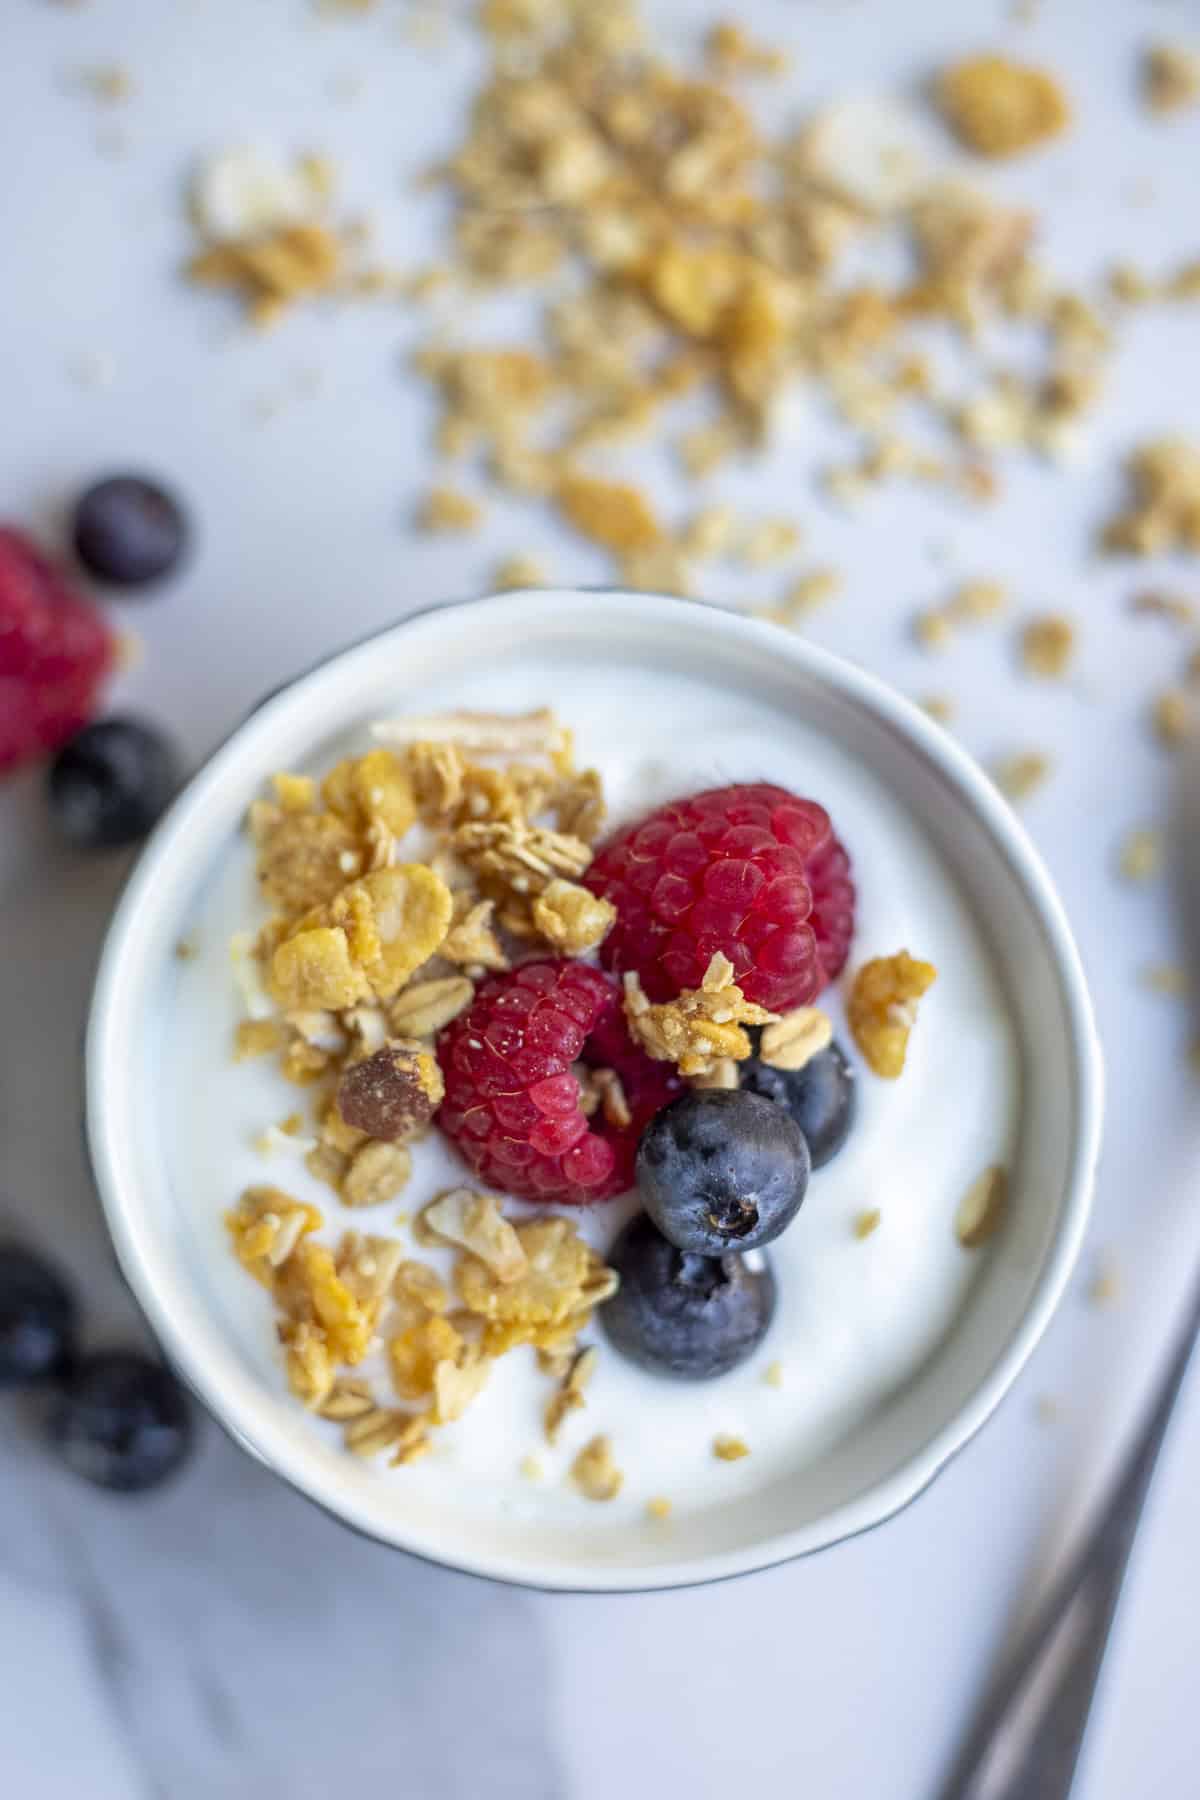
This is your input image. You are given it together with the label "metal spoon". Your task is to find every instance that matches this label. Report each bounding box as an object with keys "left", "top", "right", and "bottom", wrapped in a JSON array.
[{"left": 938, "top": 749, "right": 1200, "bottom": 1800}]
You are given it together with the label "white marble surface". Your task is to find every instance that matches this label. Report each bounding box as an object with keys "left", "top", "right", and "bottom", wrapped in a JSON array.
[{"left": 3, "top": 0, "right": 1200, "bottom": 1794}]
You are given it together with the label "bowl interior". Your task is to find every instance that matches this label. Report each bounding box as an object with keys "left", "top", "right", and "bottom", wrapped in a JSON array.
[{"left": 86, "top": 590, "right": 1100, "bottom": 1589}]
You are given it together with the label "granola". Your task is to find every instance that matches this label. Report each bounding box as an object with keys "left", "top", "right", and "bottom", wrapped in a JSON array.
[
  {"left": 623, "top": 954, "right": 775, "bottom": 1078},
  {"left": 848, "top": 952, "right": 938, "bottom": 1079},
  {"left": 936, "top": 56, "right": 1070, "bottom": 158}
]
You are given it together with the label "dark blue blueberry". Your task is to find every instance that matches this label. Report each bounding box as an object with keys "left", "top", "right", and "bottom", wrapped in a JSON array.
[
  {"left": 601, "top": 1212, "right": 774, "bottom": 1380},
  {"left": 0, "top": 1246, "right": 78, "bottom": 1387},
  {"left": 636, "top": 1087, "right": 810, "bottom": 1254},
  {"left": 48, "top": 717, "right": 179, "bottom": 849},
  {"left": 741, "top": 1040, "right": 858, "bottom": 1170},
  {"left": 52, "top": 1351, "right": 193, "bottom": 1492},
  {"left": 73, "top": 475, "right": 189, "bottom": 588}
]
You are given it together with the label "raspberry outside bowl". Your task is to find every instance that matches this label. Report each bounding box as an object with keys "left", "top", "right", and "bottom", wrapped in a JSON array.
[{"left": 85, "top": 589, "right": 1102, "bottom": 1592}]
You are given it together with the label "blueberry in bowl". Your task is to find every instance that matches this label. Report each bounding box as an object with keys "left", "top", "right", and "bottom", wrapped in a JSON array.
[
  {"left": 741, "top": 1039, "right": 858, "bottom": 1171},
  {"left": 636, "top": 1088, "right": 810, "bottom": 1255},
  {"left": 602, "top": 1212, "right": 775, "bottom": 1380}
]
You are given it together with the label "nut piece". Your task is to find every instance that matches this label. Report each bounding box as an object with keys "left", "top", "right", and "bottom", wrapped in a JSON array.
[
  {"left": 758, "top": 1007, "right": 833, "bottom": 1072},
  {"left": 531, "top": 878, "right": 616, "bottom": 955},
  {"left": 420, "top": 1188, "right": 528, "bottom": 1283},
  {"left": 955, "top": 1165, "right": 1008, "bottom": 1248},
  {"left": 570, "top": 1433, "right": 624, "bottom": 1501},
  {"left": 336, "top": 1041, "right": 444, "bottom": 1140},
  {"left": 340, "top": 1139, "right": 413, "bottom": 1209},
  {"left": 937, "top": 56, "right": 1070, "bottom": 158},
  {"left": 847, "top": 951, "right": 938, "bottom": 1079}
]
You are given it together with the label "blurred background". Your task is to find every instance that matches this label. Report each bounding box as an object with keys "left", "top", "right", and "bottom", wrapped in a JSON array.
[{"left": 3, "top": 1, "right": 1200, "bottom": 1794}]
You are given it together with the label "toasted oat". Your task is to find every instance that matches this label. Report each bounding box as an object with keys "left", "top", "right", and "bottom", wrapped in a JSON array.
[
  {"left": 706, "top": 21, "right": 787, "bottom": 77},
  {"left": 590, "top": 1068, "right": 632, "bottom": 1130},
  {"left": 558, "top": 474, "right": 661, "bottom": 554},
  {"left": 440, "top": 897, "right": 510, "bottom": 972},
  {"left": 1152, "top": 689, "right": 1194, "bottom": 749},
  {"left": 1144, "top": 44, "right": 1200, "bottom": 116},
  {"left": 531, "top": 878, "right": 616, "bottom": 955},
  {"left": 853, "top": 1209, "right": 882, "bottom": 1241},
  {"left": 739, "top": 519, "right": 800, "bottom": 567},
  {"left": 763, "top": 1360, "right": 784, "bottom": 1389},
  {"left": 848, "top": 951, "right": 937, "bottom": 1079},
  {"left": 340, "top": 1139, "right": 413, "bottom": 1208},
  {"left": 921, "top": 696, "right": 956, "bottom": 725},
  {"left": 554, "top": 769, "right": 606, "bottom": 844},
  {"left": 937, "top": 55, "right": 1070, "bottom": 158},
  {"left": 418, "top": 485, "right": 483, "bottom": 533},
  {"left": 680, "top": 504, "right": 737, "bottom": 560},
  {"left": 456, "top": 1216, "right": 615, "bottom": 1357},
  {"left": 453, "top": 820, "right": 591, "bottom": 895},
  {"left": 1020, "top": 614, "right": 1076, "bottom": 678},
  {"left": 688, "top": 1057, "right": 739, "bottom": 1091},
  {"left": 1087, "top": 1257, "right": 1122, "bottom": 1309},
  {"left": 519, "top": 1454, "right": 545, "bottom": 1482},
  {"left": 393, "top": 1259, "right": 450, "bottom": 1316},
  {"left": 779, "top": 568, "right": 842, "bottom": 618},
  {"left": 570, "top": 1434, "right": 623, "bottom": 1502},
  {"left": 620, "top": 542, "right": 694, "bottom": 597},
  {"left": 1129, "top": 590, "right": 1195, "bottom": 626},
  {"left": 494, "top": 553, "right": 549, "bottom": 590},
  {"left": 1104, "top": 441, "right": 1200, "bottom": 556},
  {"left": 623, "top": 959, "right": 774, "bottom": 1078},
  {"left": 914, "top": 609, "right": 954, "bottom": 653},
  {"left": 317, "top": 1378, "right": 376, "bottom": 1422},
  {"left": 712, "top": 1434, "right": 750, "bottom": 1462},
  {"left": 955, "top": 1166, "right": 1008, "bottom": 1249},
  {"left": 646, "top": 1496, "right": 673, "bottom": 1521},
  {"left": 1140, "top": 962, "right": 1188, "bottom": 997},
  {"left": 759, "top": 1007, "right": 833, "bottom": 1073},
  {"left": 993, "top": 751, "right": 1052, "bottom": 804},
  {"left": 233, "top": 1018, "right": 283, "bottom": 1061},
  {"left": 420, "top": 1189, "right": 527, "bottom": 1283},
  {"left": 1117, "top": 826, "right": 1162, "bottom": 883},
  {"left": 544, "top": 1345, "right": 599, "bottom": 1445},
  {"left": 433, "top": 1349, "right": 490, "bottom": 1425},
  {"left": 389, "top": 974, "right": 474, "bottom": 1037}
]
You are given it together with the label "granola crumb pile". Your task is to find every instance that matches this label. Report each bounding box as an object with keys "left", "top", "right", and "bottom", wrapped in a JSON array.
[{"left": 225, "top": 708, "right": 625, "bottom": 1469}]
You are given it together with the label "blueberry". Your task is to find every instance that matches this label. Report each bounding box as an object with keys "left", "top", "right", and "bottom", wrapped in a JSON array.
[
  {"left": 52, "top": 1351, "right": 193, "bottom": 1492},
  {"left": 0, "top": 1246, "right": 77, "bottom": 1387},
  {"left": 742, "top": 1040, "right": 858, "bottom": 1170},
  {"left": 602, "top": 1213, "right": 775, "bottom": 1380},
  {"left": 73, "top": 475, "right": 189, "bottom": 588},
  {"left": 48, "top": 717, "right": 179, "bottom": 849},
  {"left": 636, "top": 1088, "right": 810, "bottom": 1255}
]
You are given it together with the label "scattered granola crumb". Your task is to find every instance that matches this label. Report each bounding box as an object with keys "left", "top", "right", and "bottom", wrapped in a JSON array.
[
  {"left": 646, "top": 1495, "right": 673, "bottom": 1521},
  {"left": 1087, "top": 1257, "right": 1122, "bottom": 1310},
  {"left": 234, "top": 1018, "right": 283, "bottom": 1062},
  {"left": 739, "top": 518, "right": 801, "bottom": 567},
  {"left": 950, "top": 580, "right": 1008, "bottom": 623},
  {"left": 1104, "top": 441, "right": 1200, "bottom": 556},
  {"left": 955, "top": 1166, "right": 1008, "bottom": 1249},
  {"left": 993, "top": 751, "right": 1052, "bottom": 804},
  {"left": 1117, "top": 826, "right": 1162, "bottom": 883},
  {"left": 712, "top": 1434, "right": 750, "bottom": 1462},
  {"left": 1153, "top": 689, "right": 1194, "bottom": 749},
  {"left": 1034, "top": 1394, "right": 1060, "bottom": 1426},
  {"left": 76, "top": 64, "right": 135, "bottom": 104},
  {"left": 758, "top": 1007, "right": 833, "bottom": 1072},
  {"left": 520, "top": 1453, "right": 544, "bottom": 1482},
  {"left": 936, "top": 55, "right": 1070, "bottom": 158},
  {"left": 1130, "top": 590, "right": 1195, "bottom": 626},
  {"left": 921, "top": 695, "right": 956, "bottom": 725},
  {"left": 848, "top": 952, "right": 937, "bottom": 1079},
  {"left": 544, "top": 1345, "right": 598, "bottom": 1445},
  {"left": 174, "top": 936, "right": 199, "bottom": 961},
  {"left": 1144, "top": 44, "right": 1200, "bottom": 117},
  {"left": 418, "top": 486, "right": 483, "bottom": 533},
  {"left": 570, "top": 1434, "right": 624, "bottom": 1501},
  {"left": 706, "top": 21, "right": 788, "bottom": 79},
  {"left": 558, "top": 474, "right": 661, "bottom": 554},
  {"left": 853, "top": 1208, "right": 882, "bottom": 1241},
  {"left": 623, "top": 958, "right": 774, "bottom": 1078},
  {"left": 763, "top": 1360, "right": 784, "bottom": 1389},
  {"left": 494, "top": 553, "right": 549, "bottom": 590},
  {"left": 1020, "top": 614, "right": 1076, "bottom": 678},
  {"left": 1140, "top": 962, "right": 1188, "bottom": 997}
]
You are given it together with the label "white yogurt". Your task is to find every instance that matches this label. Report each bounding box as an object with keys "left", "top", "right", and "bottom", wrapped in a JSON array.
[{"left": 166, "top": 660, "right": 1019, "bottom": 1526}]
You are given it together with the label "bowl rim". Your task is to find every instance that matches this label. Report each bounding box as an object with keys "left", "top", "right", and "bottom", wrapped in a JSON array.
[{"left": 85, "top": 587, "right": 1104, "bottom": 1592}]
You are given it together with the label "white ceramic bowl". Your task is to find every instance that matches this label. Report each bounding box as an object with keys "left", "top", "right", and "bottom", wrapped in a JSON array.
[{"left": 85, "top": 590, "right": 1102, "bottom": 1590}]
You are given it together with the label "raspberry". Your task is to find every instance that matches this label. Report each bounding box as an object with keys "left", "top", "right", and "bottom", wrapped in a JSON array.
[
  {"left": 0, "top": 529, "right": 114, "bottom": 773},
  {"left": 437, "top": 960, "right": 682, "bottom": 1205},
  {"left": 584, "top": 782, "right": 855, "bottom": 1012}
]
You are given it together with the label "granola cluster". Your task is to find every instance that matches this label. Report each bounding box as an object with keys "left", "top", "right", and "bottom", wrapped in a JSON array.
[
  {"left": 847, "top": 951, "right": 938, "bottom": 1079},
  {"left": 622, "top": 952, "right": 776, "bottom": 1079}
]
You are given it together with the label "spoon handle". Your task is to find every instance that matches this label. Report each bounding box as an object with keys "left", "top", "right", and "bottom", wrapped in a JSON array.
[{"left": 940, "top": 1267, "right": 1200, "bottom": 1800}]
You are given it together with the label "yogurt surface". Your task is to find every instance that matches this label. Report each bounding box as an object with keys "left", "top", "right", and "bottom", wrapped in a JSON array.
[{"left": 165, "top": 655, "right": 1019, "bottom": 1526}]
